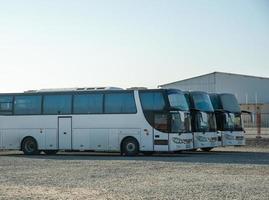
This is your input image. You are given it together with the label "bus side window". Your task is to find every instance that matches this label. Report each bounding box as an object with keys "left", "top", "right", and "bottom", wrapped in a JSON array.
[
  {"left": 104, "top": 92, "right": 137, "bottom": 114},
  {"left": 0, "top": 96, "right": 13, "bottom": 115},
  {"left": 14, "top": 95, "right": 42, "bottom": 115},
  {"left": 73, "top": 93, "right": 103, "bottom": 114},
  {"left": 43, "top": 95, "right": 72, "bottom": 115},
  {"left": 154, "top": 114, "right": 168, "bottom": 132},
  {"left": 139, "top": 92, "right": 165, "bottom": 111}
]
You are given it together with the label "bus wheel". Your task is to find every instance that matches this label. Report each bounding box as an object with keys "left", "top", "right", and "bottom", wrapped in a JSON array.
[
  {"left": 121, "top": 138, "right": 139, "bottom": 156},
  {"left": 21, "top": 137, "right": 40, "bottom": 155},
  {"left": 43, "top": 150, "right": 58, "bottom": 155},
  {"left": 201, "top": 147, "right": 213, "bottom": 152},
  {"left": 143, "top": 151, "right": 154, "bottom": 156},
  {"left": 190, "top": 149, "right": 198, "bottom": 152}
]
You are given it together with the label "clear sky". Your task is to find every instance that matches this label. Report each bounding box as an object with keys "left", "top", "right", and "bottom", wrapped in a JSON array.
[{"left": 0, "top": 0, "right": 268, "bottom": 92}]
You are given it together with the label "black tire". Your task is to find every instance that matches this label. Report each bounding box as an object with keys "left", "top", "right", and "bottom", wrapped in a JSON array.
[
  {"left": 121, "top": 138, "right": 139, "bottom": 156},
  {"left": 43, "top": 150, "right": 58, "bottom": 155},
  {"left": 188, "top": 149, "right": 197, "bottom": 152},
  {"left": 21, "top": 137, "right": 40, "bottom": 155},
  {"left": 143, "top": 151, "right": 154, "bottom": 156},
  {"left": 201, "top": 147, "right": 213, "bottom": 152}
]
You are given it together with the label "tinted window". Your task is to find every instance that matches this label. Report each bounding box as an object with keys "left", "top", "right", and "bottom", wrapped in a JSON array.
[
  {"left": 220, "top": 94, "right": 241, "bottom": 113},
  {"left": 191, "top": 93, "right": 214, "bottom": 112},
  {"left": 209, "top": 94, "right": 222, "bottom": 110},
  {"left": 74, "top": 94, "right": 103, "bottom": 114},
  {"left": 184, "top": 93, "right": 191, "bottom": 108},
  {"left": 168, "top": 92, "right": 189, "bottom": 111},
  {"left": 14, "top": 96, "right": 41, "bottom": 115},
  {"left": 104, "top": 93, "right": 136, "bottom": 114},
  {"left": 140, "top": 92, "right": 165, "bottom": 111},
  {"left": 43, "top": 95, "right": 72, "bottom": 114},
  {"left": 0, "top": 96, "right": 13, "bottom": 114}
]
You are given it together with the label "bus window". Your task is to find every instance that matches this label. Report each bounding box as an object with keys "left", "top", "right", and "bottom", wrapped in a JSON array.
[
  {"left": 14, "top": 96, "right": 42, "bottom": 115},
  {"left": 0, "top": 96, "right": 13, "bottom": 115},
  {"left": 154, "top": 114, "right": 168, "bottom": 132},
  {"left": 167, "top": 92, "right": 189, "bottom": 111},
  {"left": 104, "top": 93, "right": 137, "bottom": 114},
  {"left": 43, "top": 95, "right": 72, "bottom": 115},
  {"left": 140, "top": 92, "right": 165, "bottom": 111},
  {"left": 73, "top": 94, "right": 103, "bottom": 114}
]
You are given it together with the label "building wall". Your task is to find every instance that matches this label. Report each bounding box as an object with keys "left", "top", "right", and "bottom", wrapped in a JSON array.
[
  {"left": 161, "top": 73, "right": 217, "bottom": 93},
  {"left": 161, "top": 72, "right": 269, "bottom": 104},
  {"left": 215, "top": 73, "right": 269, "bottom": 104}
]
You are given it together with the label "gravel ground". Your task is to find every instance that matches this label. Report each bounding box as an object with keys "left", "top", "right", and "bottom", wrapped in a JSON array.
[{"left": 0, "top": 147, "right": 269, "bottom": 200}]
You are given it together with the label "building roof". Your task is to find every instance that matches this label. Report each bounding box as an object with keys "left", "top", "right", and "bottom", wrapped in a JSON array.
[{"left": 159, "top": 71, "right": 269, "bottom": 87}]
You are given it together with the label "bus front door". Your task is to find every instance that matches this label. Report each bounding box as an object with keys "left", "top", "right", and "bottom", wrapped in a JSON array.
[
  {"left": 58, "top": 117, "right": 72, "bottom": 150},
  {"left": 153, "top": 113, "right": 169, "bottom": 152}
]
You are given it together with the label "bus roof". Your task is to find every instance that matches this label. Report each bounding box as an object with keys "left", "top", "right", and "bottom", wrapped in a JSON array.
[{"left": 0, "top": 87, "right": 184, "bottom": 96}]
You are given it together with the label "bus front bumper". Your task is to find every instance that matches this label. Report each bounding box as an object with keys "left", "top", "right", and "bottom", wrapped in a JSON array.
[{"left": 169, "top": 133, "right": 194, "bottom": 151}]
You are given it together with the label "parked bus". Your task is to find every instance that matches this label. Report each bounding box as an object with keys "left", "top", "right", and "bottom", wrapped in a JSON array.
[
  {"left": 184, "top": 91, "right": 219, "bottom": 151},
  {"left": 209, "top": 93, "right": 250, "bottom": 146},
  {"left": 0, "top": 87, "right": 193, "bottom": 155}
]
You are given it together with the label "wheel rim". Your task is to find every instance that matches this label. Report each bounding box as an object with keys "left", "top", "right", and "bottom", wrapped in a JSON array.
[
  {"left": 25, "top": 140, "right": 35, "bottom": 153},
  {"left": 126, "top": 142, "right": 136, "bottom": 152}
]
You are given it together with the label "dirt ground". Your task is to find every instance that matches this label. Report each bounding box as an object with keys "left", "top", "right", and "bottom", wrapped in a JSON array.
[{"left": 0, "top": 147, "right": 268, "bottom": 200}]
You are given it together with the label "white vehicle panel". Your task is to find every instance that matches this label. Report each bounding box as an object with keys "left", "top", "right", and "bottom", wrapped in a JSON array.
[
  {"left": 58, "top": 118, "right": 72, "bottom": 150},
  {"left": 222, "top": 131, "right": 245, "bottom": 146},
  {"left": 193, "top": 132, "right": 219, "bottom": 149},
  {"left": 45, "top": 129, "right": 58, "bottom": 149},
  {"left": 109, "top": 129, "right": 119, "bottom": 151},
  {"left": 0, "top": 128, "right": 45, "bottom": 150},
  {"left": 0, "top": 132, "right": 2, "bottom": 149},
  {"left": 169, "top": 133, "right": 193, "bottom": 151},
  {"left": 153, "top": 130, "right": 169, "bottom": 151},
  {"left": 89, "top": 129, "right": 109, "bottom": 151},
  {"left": 72, "top": 129, "right": 90, "bottom": 150}
]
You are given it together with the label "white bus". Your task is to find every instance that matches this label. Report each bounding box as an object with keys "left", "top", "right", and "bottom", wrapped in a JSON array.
[
  {"left": 209, "top": 93, "right": 251, "bottom": 146},
  {"left": 184, "top": 91, "right": 219, "bottom": 151},
  {"left": 0, "top": 88, "right": 193, "bottom": 155}
]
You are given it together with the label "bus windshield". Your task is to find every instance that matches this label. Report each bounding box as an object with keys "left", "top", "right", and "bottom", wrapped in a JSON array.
[
  {"left": 192, "top": 93, "right": 214, "bottom": 112},
  {"left": 171, "top": 111, "right": 191, "bottom": 133},
  {"left": 223, "top": 112, "right": 243, "bottom": 131},
  {"left": 168, "top": 92, "right": 189, "bottom": 111},
  {"left": 209, "top": 94, "right": 222, "bottom": 110},
  {"left": 220, "top": 94, "right": 241, "bottom": 113},
  {"left": 195, "top": 111, "right": 216, "bottom": 132}
]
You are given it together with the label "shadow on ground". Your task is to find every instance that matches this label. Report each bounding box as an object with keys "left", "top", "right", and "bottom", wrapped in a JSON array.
[{"left": 1, "top": 150, "right": 269, "bottom": 165}]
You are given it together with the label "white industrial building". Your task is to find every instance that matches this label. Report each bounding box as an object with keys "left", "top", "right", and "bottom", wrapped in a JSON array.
[
  {"left": 160, "top": 71, "right": 269, "bottom": 137},
  {"left": 160, "top": 72, "right": 269, "bottom": 104}
]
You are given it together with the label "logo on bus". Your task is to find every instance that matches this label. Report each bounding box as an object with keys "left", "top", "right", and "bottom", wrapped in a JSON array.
[
  {"left": 208, "top": 137, "right": 218, "bottom": 142},
  {"left": 196, "top": 136, "right": 208, "bottom": 142},
  {"left": 172, "top": 137, "right": 192, "bottom": 144},
  {"left": 225, "top": 134, "right": 235, "bottom": 140}
]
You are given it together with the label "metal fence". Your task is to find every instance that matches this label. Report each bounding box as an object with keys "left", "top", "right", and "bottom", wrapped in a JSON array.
[{"left": 242, "top": 113, "right": 269, "bottom": 138}]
